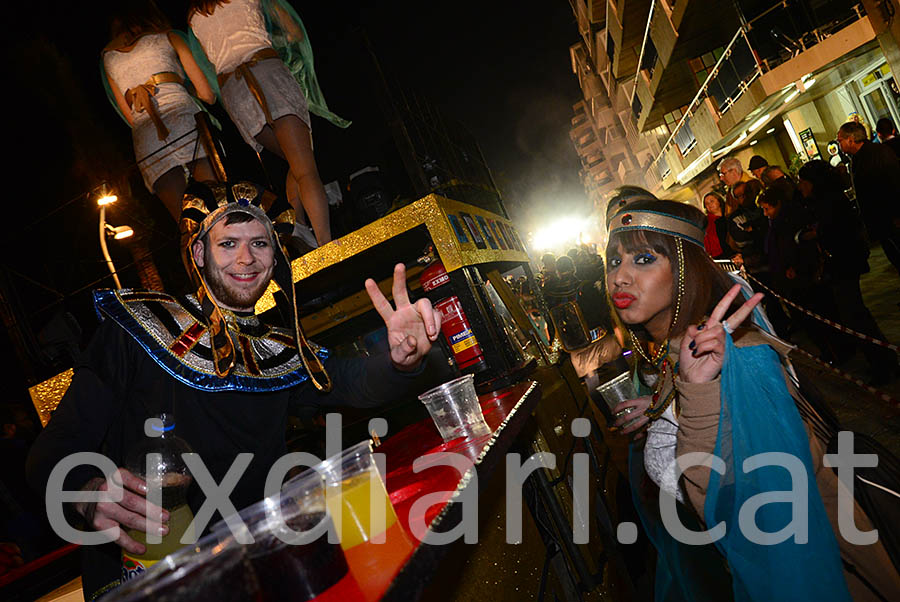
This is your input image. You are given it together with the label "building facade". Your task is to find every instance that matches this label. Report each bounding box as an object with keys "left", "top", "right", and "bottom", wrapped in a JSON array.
[{"left": 569, "top": 0, "right": 900, "bottom": 211}]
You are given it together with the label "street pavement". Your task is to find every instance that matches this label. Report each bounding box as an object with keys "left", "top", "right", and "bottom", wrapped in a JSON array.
[{"left": 786, "top": 243, "right": 900, "bottom": 454}]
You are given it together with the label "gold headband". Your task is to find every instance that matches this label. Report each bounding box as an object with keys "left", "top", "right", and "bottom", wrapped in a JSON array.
[
  {"left": 608, "top": 209, "right": 705, "bottom": 247},
  {"left": 605, "top": 194, "right": 656, "bottom": 226}
]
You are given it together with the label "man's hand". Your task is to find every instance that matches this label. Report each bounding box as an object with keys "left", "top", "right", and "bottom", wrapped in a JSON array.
[
  {"left": 76, "top": 469, "right": 168, "bottom": 555},
  {"left": 365, "top": 263, "right": 442, "bottom": 372}
]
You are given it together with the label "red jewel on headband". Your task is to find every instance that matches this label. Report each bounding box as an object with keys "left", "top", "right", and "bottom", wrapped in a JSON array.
[
  {"left": 618, "top": 200, "right": 627, "bottom": 208},
  {"left": 621, "top": 214, "right": 633, "bottom": 225}
]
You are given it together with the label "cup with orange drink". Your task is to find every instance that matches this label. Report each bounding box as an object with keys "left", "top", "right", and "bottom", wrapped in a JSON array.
[{"left": 320, "top": 440, "right": 415, "bottom": 601}]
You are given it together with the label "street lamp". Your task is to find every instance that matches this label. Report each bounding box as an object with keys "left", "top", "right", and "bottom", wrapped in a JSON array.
[
  {"left": 97, "top": 184, "right": 132, "bottom": 289},
  {"left": 106, "top": 224, "right": 134, "bottom": 240}
]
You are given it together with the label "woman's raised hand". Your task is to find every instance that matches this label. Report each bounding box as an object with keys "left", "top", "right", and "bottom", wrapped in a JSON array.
[{"left": 679, "top": 284, "right": 763, "bottom": 384}]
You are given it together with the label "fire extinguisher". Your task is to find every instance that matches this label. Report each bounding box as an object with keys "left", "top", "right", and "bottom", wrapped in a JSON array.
[{"left": 419, "top": 259, "right": 487, "bottom": 373}]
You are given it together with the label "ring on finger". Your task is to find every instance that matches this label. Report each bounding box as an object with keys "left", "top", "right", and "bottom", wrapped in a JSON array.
[{"left": 722, "top": 319, "right": 734, "bottom": 335}]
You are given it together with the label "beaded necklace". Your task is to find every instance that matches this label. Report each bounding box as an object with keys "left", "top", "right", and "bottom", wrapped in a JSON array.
[
  {"left": 644, "top": 360, "right": 677, "bottom": 420},
  {"left": 627, "top": 238, "right": 685, "bottom": 423}
]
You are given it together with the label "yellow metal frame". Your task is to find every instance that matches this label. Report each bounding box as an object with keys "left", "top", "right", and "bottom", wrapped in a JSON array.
[
  {"left": 255, "top": 194, "right": 529, "bottom": 314},
  {"left": 29, "top": 368, "right": 73, "bottom": 427}
]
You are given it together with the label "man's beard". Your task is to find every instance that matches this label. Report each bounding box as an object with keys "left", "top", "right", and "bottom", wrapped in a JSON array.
[{"left": 202, "top": 264, "right": 269, "bottom": 312}]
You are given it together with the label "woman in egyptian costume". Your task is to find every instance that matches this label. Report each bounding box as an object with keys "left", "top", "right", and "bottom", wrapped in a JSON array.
[
  {"left": 187, "top": 0, "right": 350, "bottom": 248},
  {"left": 102, "top": 0, "right": 218, "bottom": 220},
  {"left": 603, "top": 197, "right": 900, "bottom": 601}
]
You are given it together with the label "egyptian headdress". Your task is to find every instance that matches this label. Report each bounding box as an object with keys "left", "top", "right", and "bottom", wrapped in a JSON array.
[
  {"left": 93, "top": 180, "right": 330, "bottom": 393},
  {"left": 604, "top": 186, "right": 658, "bottom": 229},
  {"left": 180, "top": 180, "right": 331, "bottom": 391}
]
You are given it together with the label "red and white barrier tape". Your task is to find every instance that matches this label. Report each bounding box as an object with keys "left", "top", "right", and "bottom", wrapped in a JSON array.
[
  {"left": 736, "top": 269, "right": 899, "bottom": 406},
  {"left": 789, "top": 345, "right": 899, "bottom": 408},
  {"left": 741, "top": 270, "right": 899, "bottom": 353}
]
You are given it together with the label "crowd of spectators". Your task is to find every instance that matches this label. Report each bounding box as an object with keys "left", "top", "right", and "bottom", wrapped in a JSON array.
[
  {"left": 703, "top": 120, "right": 900, "bottom": 385},
  {"left": 538, "top": 246, "right": 612, "bottom": 341}
]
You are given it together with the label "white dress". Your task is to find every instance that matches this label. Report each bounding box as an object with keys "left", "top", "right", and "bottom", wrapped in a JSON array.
[
  {"left": 190, "top": 0, "right": 310, "bottom": 152},
  {"left": 103, "top": 33, "right": 206, "bottom": 192}
]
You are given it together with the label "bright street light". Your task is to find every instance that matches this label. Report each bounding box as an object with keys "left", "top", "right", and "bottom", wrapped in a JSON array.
[
  {"left": 98, "top": 187, "right": 131, "bottom": 289},
  {"left": 96, "top": 183, "right": 117, "bottom": 206},
  {"left": 532, "top": 216, "right": 583, "bottom": 251}
]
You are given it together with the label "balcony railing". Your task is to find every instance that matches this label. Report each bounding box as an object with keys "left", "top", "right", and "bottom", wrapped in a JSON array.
[
  {"left": 630, "top": 0, "right": 659, "bottom": 105},
  {"left": 745, "top": 0, "right": 865, "bottom": 72},
  {"left": 648, "top": 1, "right": 866, "bottom": 170},
  {"left": 651, "top": 28, "right": 753, "bottom": 167}
]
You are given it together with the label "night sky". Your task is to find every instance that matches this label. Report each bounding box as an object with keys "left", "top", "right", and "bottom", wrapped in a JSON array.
[{"left": 4, "top": 1, "right": 585, "bottom": 392}]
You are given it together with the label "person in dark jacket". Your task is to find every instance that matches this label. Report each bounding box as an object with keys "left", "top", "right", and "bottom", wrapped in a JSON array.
[
  {"left": 798, "top": 160, "right": 898, "bottom": 383},
  {"left": 876, "top": 117, "right": 900, "bottom": 159},
  {"left": 726, "top": 178, "right": 794, "bottom": 336},
  {"left": 837, "top": 120, "right": 900, "bottom": 275},
  {"left": 757, "top": 186, "right": 846, "bottom": 362}
]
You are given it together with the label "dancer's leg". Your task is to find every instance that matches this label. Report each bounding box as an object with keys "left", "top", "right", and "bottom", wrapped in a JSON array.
[
  {"left": 153, "top": 167, "right": 189, "bottom": 221},
  {"left": 266, "top": 114, "right": 331, "bottom": 245}
]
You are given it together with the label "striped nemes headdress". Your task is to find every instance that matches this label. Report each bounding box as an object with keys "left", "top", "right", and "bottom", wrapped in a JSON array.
[{"left": 180, "top": 181, "right": 331, "bottom": 391}]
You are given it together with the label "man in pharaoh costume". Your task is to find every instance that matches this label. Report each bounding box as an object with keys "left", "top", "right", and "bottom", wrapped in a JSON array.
[{"left": 26, "top": 180, "right": 442, "bottom": 600}]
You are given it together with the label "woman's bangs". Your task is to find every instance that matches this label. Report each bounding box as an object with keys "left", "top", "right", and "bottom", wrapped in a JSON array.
[{"left": 607, "top": 228, "right": 671, "bottom": 257}]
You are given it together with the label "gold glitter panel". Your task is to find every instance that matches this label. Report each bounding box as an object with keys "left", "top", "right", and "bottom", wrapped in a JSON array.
[
  {"left": 256, "top": 195, "right": 530, "bottom": 313},
  {"left": 29, "top": 369, "right": 74, "bottom": 427}
]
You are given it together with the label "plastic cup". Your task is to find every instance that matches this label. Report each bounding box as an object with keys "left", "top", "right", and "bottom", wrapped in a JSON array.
[
  {"left": 319, "top": 440, "right": 414, "bottom": 602},
  {"left": 596, "top": 371, "right": 642, "bottom": 428},
  {"left": 102, "top": 529, "right": 254, "bottom": 602},
  {"left": 243, "top": 470, "right": 363, "bottom": 601},
  {"left": 417, "top": 375, "right": 491, "bottom": 442},
  {"left": 105, "top": 468, "right": 364, "bottom": 602}
]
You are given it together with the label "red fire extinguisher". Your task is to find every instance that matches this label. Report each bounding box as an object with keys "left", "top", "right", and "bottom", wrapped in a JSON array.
[{"left": 420, "top": 260, "right": 486, "bottom": 372}]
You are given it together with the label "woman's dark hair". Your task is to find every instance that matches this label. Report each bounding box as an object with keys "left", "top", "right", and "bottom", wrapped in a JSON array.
[
  {"left": 556, "top": 255, "right": 575, "bottom": 275},
  {"left": 606, "top": 199, "right": 742, "bottom": 339},
  {"left": 109, "top": 0, "right": 170, "bottom": 41},
  {"left": 797, "top": 159, "right": 843, "bottom": 199},
  {"left": 541, "top": 253, "right": 556, "bottom": 271},
  {"left": 756, "top": 186, "right": 785, "bottom": 208},
  {"left": 188, "top": 0, "right": 229, "bottom": 18},
  {"left": 702, "top": 191, "right": 726, "bottom": 215}
]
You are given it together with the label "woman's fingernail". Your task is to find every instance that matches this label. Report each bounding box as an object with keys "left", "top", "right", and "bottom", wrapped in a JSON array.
[
  {"left": 688, "top": 340, "right": 696, "bottom": 350},
  {"left": 159, "top": 526, "right": 168, "bottom": 536},
  {"left": 698, "top": 324, "right": 705, "bottom": 331},
  {"left": 691, "top": 349, "right": 698, "bottom": 357}
]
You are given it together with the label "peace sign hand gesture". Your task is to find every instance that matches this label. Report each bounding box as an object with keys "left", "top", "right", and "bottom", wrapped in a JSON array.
[
  {"left": 365, "top": 263, "right": 442, "bottom": 372},
  {"left": 679, "top": 284, "right": 763, "bottom": 384}
]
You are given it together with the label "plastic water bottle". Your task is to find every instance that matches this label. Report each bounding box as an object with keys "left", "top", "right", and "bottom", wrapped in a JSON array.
[{"left": 121, "top": 413, "right": 195, "bottom": 582}]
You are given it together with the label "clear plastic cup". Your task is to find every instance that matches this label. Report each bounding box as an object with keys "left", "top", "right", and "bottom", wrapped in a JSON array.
[
  {"left": 318, "top": 440, "right": 414, "bottom": 601},
  {"left": 242, "top": 470, "right": 363, "bottom": 601},
  {"left": 103, "top": 528, "right": 254, "bottom": 602},
  {"left": 596, "top": 371, "right": 642, "bottom": 428},
  {"left": 417, "top": 375, "right": 491, "bottom": 442}
]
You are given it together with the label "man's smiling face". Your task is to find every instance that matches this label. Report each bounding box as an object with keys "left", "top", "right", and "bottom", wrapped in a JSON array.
[{"left": 192, "top": 216, "right": 275, "bottom": 312}]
